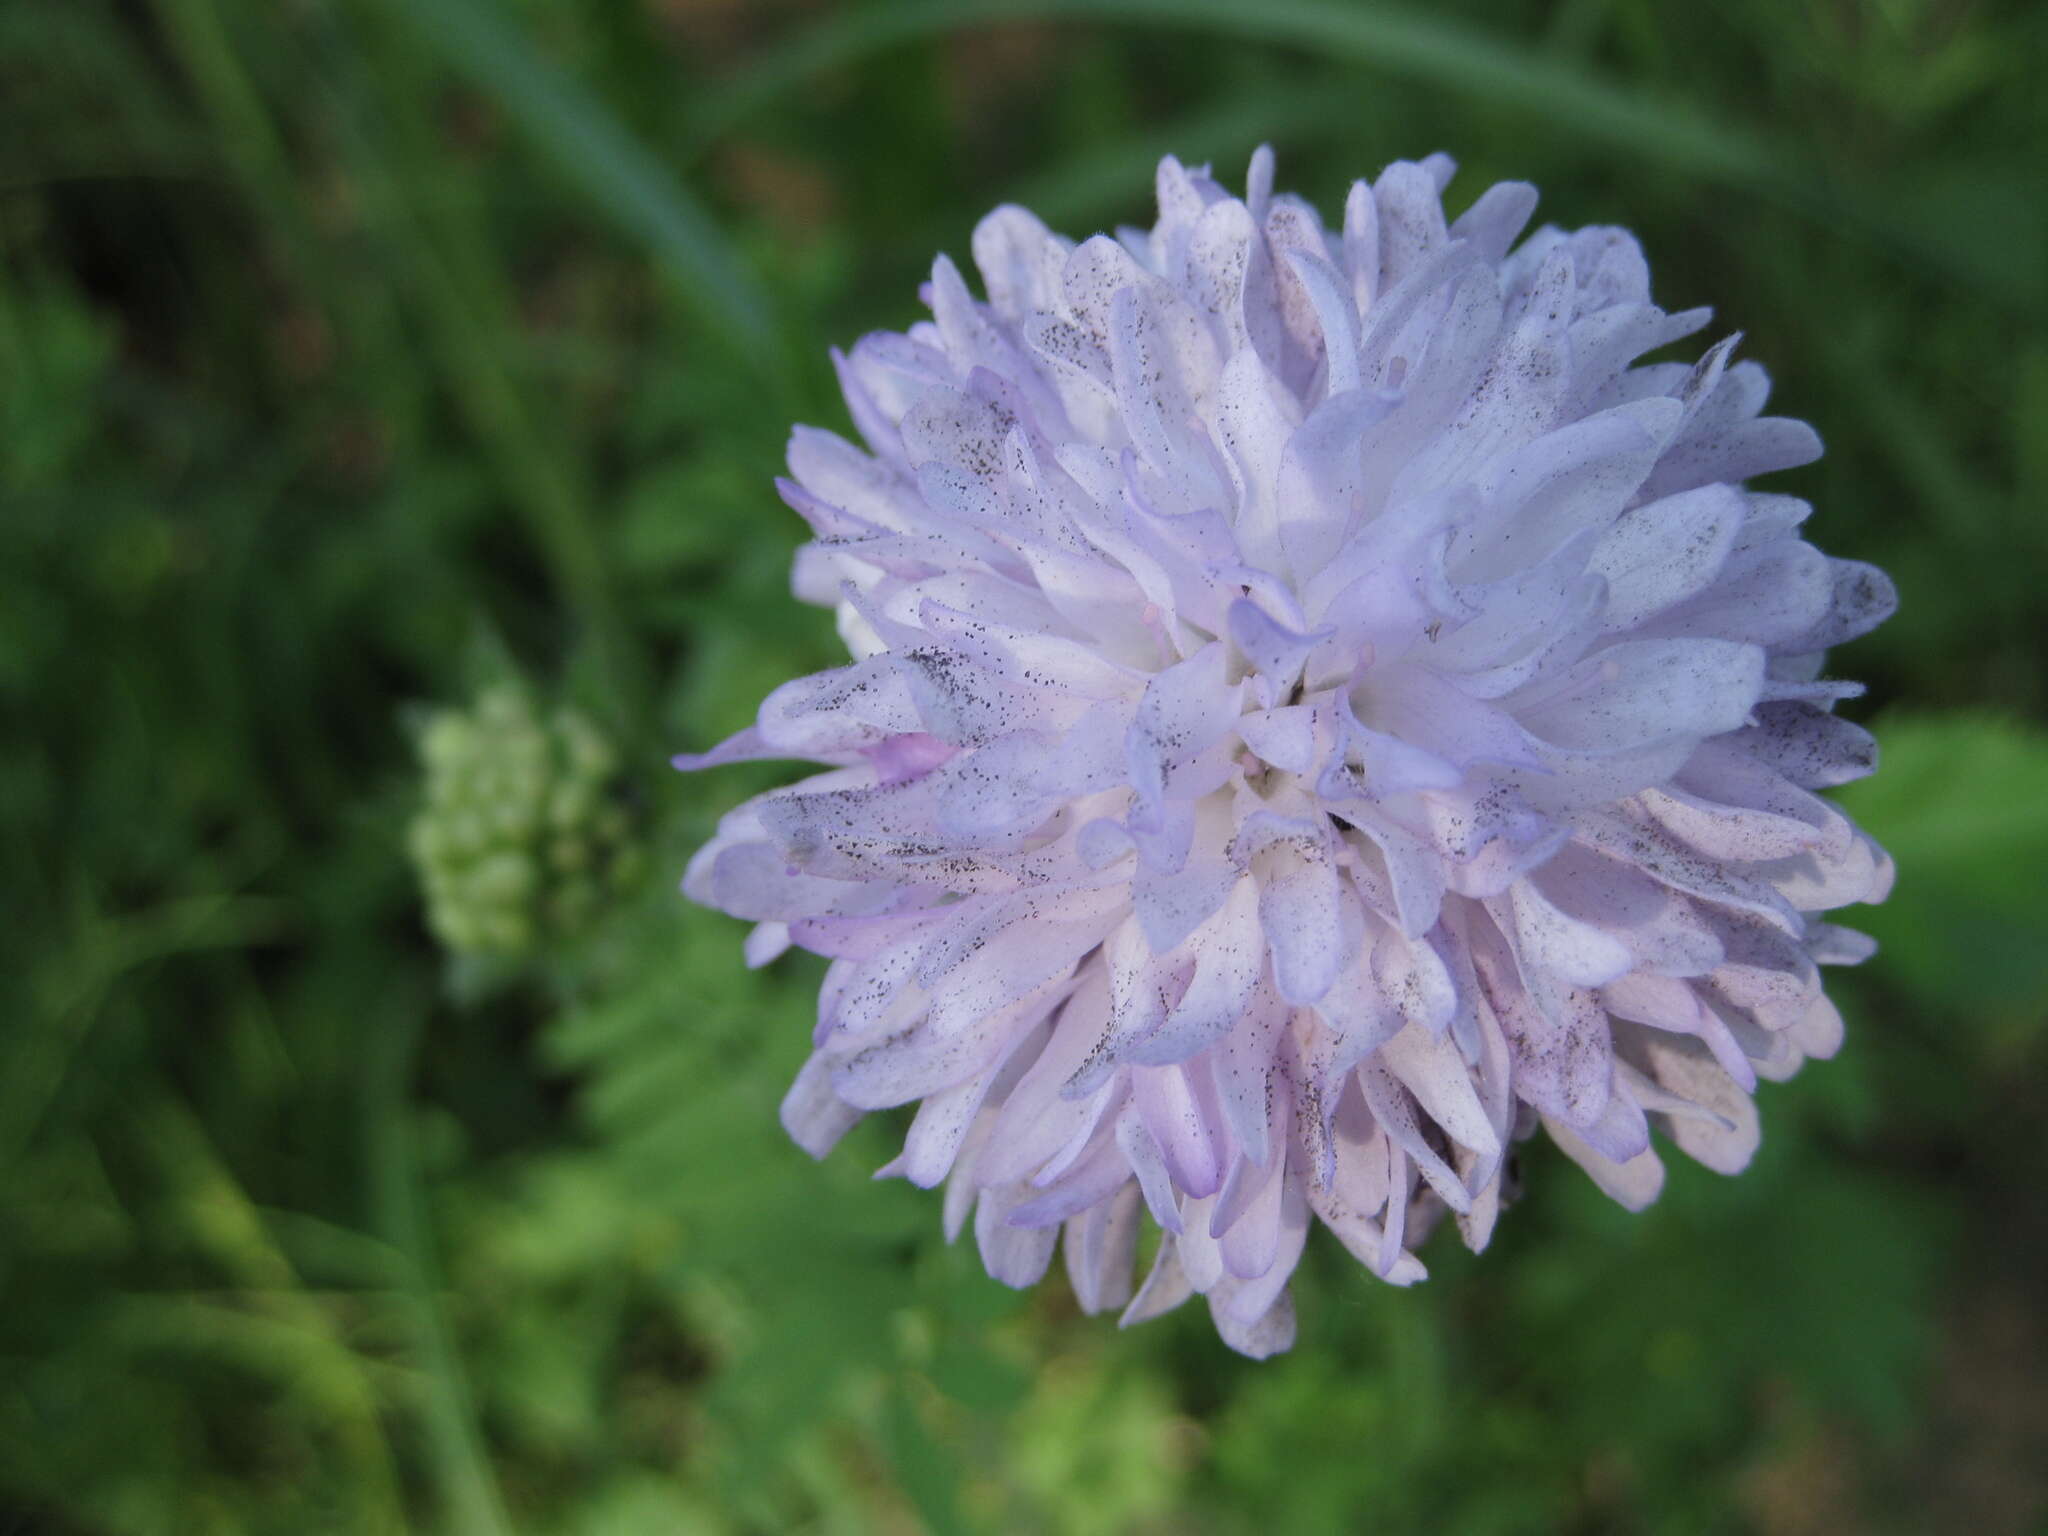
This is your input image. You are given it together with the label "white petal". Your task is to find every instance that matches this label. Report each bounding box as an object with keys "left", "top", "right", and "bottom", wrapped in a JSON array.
[
  {"left": 1139, "top": 878, "right": 1263, "bottom": 1065},
  {"left": 1134, "top": 1061, "right": 1225, "bottom": 1198},
  {"left": 974, "top": 1184, "right": 1060, "bottom": 1286},
  {"left": 1631, "top": 1032, "right": 1759, "bottom": 1174},
  {"left": 1517, "top": 638, "right": 1764, "bottom": 754},
  {"left": 1591, "top": 484, "right": 1745, "bottom": 631},
  {"left": 1380, "top": 1023, "right": 1501, "bottom": 1158},
  {"left": 1063, "top": 1182, "right": 1142, "bottom": 1315},
  {"left": 1120, "top": 1232, "right": 1194, "bottom": 1326},
  {"left": 1546, "top": 1115, "right": 1665, "bottom": 1211},
  {"left": 1125, "top": 642, "right": 1242, "bottom": 810},
  {"left": 1504, "top": 881, "right": 1635, "bottom": 988},
  {"left": 780, "top": 1054, "right": 862, "bottom": 1158}
]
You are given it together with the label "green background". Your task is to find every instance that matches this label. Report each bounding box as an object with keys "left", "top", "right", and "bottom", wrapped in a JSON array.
[{"left": 4, "top": 0, "right": 2045, "bottom": 1531}]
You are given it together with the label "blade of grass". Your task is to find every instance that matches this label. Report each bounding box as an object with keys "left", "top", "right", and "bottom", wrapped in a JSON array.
[
  {"left": 684, "top": 0, "right": 1775, "bottom": 184},
  {"left": 367, "top": 0, "right": 781, "bottom": 373},
  {"left": 880, "top": 1377, "right": 970, "bottom": 1536},
  {"left": 148, "top": 0, "right": 630, "bottom": 682},
  {"left": 137, "top": 1098, "right": 407, "bottom": 1533},
  {"left": 366, "top": 997, "right": 517, "bottom": 1536},
  {"left": 4, "top": 895, "right": 293, "bottom": 1173},
  {"left": 300, "top": 5, "right": 643, "bottom": 709},
  {"left": 684, "top": 0, "right": 2040, "bottom": 310},
  {"left": 990, "top": 78, "right": 1363, "bottom": 230}
]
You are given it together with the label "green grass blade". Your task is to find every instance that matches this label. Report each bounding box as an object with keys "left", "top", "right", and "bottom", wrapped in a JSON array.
[
  {"left": 684, "top": 0, "right": 2041, "bottom": 310},
  {"left": 366, "top": 999, "right": 518, "bottom": 1536},
  {"left": 991, "top": 79, "right": 1363, "bottom": 230},
  {"left": 684, "top": 0, "right": 1774, "bottom": 183},
  {"left": 372, "top": 0, "right": 778, "bottom": 363}
]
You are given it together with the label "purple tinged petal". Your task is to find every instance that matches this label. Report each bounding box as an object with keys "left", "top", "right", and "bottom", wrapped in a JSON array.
[
  {"left": 1571, "top": 1079, "right": 1652, "bottom": 1163},
  {"left": 979, "top": 973, "right": 1117, "bottom": 1185},
  {"left": 942, "top": 1113, "right": 995, "bottom": 1242},
  {"left": 1630, "top": 1033, "right": 1760, "bottom": 1174},
  {"left": 1360, "top": 1065, "right": 1471, "bottom": 1213},
  {"left": 1133, "top": 1062, "right": 1224, "bottom": 1199},
  {"left": 1115, "top": 1109, "right": 1183, "bottom": 1233},
  {"left": 1313, "top": 934, "right": 1405, "bottom": 1052},
  {"left": 863, "top": 731, "right": 959, "bottom": 786},
  {"left": 671, "top": 726, "right": 778, "bottom": 772},
  {"left": 1590, "top": 484, "right": 1746, "bottom": 631},
  {"left": 1372, "top": 160, "right": 1451, "bottom": 289},
  {"left": 1806, "top": 922, "right": 1877, "bottom": 967},
  {"left": 1213, "top": 976, "right": 1286, "bottom": 1159},
  {"left": 1063, "top": 1182, "right": 1143, "bottom": 1315},
  {"left": 1798, "top": 558, "right": 1898, "bottom": 652},
  {"left": 1517, "top": 639, "right": 1765, "bottom": 754},
  {"left": 1379, "top": 1146, "right": 1412, "bottom": 1274},
  {"left": 1004, "top": 1132, "right": 1131, "bottom": 1227},
  {"left": 1641, "top": 415, "right": 1823, "bottom": 501},
  {"left": 1369, "top": 924, "right": 1460, "bottom": 1036},
  {"left": 898, "top": 1059, "right": 1006, "bottom": 1188},
  {"left": 1125, "top": 795, "right": 1197, "bottom": 876},
  {"left": 1133, "top": 857, "right": 1239, "bottom": 955},
  {"left": 1207, "top": 1222, "right": 1306, "bottom": 1357},
  {"left": 1546, "top": 1114, "right": 1665, "bottom": 1211},
  {"left": 1258, "top": 851, "right": 1352, "bottom": 1006},
  {"left": 971, "top": 204, "right": 1067, "bottom": 323},
  {"left": 1568, "top": 808, "right": 1803, "bottom": 937},
  {"left": 1238, "top": 704, "right": 1319, "bottom": 774},
  {"left": 1347, "top": 816, "right": 1449, "bottom": 937},
  {"left": 1532, "top": 843, "right": 1725, "bottom": 978},
  {"left": 1137, "top": 878, "right": 1262, "bottom": 1065},
  {"left": 1175, "top": 1192, "right": 1225, "bottom": 1292},
  {"left": 1228, "top": 597, "right": 1334, "bottom": 685},
  {"left": 1341, "top": 178, "right": 1380, "bottom": 310},
  {"left": 1324, "top": 712, "right": 1463, "bottom": 800},
  {"left": 1119, "top": 1231, "right": 1195, "bottom": 1327},
  {"left": 1447, "top": 180, "right": 1538, "bottom": 265},
  {"left": 974, "top": 1184, "right": 1061, "bottom": 1287},
  {"left": 1218, "top": 1150, "right": 1291, "bottom": 1280},
  {"left": 1126, "top": 642, "right": 1242, "bottom": 810},
  {"left": 1313, "top": 1196, "right": 1427, "bottom": 1286},
  {"left": 1281, "top": 245, "right": 1362, "bottom": 394},
  {"left": 754, "top": 659, "right": 921, "bottom": 755},
  {"left": 1787, "top": 993, "right": 1845, "bottom": 1059},
  {"left": 1076, "top": 816, "right": 1135, "bottom": 870},
  {"left": 829, "top": 1013, "right": 995, "bottom": 1111},
  {"left": 923, "top": 920, "right": 1103, "bottom": 1039},
  {"left": 1458, "top": 398, "right": 1679, "bottom": 582},
  {"left": 780, "top": 1055, "right": 862, "bottom": 1158},
  {"left": 744, "top": 922, "right": 792, "bottom": 968},
  {"left": 1640, "top": 784, "right": 1821, "bottom": 863},
  {"left": 1601, "top": 970, "right": 1758, "bottom": 1092},
  {"left": 1379, "top": 1023, "right": 1500, "bottom": 1158},
  {"left": 1504, "top": 881, "right": 1634, "bottom": 989},
  {"left": 1642, "top": 539, "right": 1835, "bottom": 648},
  {"left": 1276, "top": 389, "right": 1394, "bottom": 581},
  {"left": 1472, "top": 906, "right": 1614, "bottom": 1127}
]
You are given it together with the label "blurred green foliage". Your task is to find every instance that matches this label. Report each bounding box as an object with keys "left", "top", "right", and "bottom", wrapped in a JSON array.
[{"left": 2, "top": 0, "right": 2044, "bottom": 1531}]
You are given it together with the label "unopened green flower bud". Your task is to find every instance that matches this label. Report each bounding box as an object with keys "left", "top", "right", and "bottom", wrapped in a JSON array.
[{"left": 408, "top": 685, "right": 643, "bottom": 960}]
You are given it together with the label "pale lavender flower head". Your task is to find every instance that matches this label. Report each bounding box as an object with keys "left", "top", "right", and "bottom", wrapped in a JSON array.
[{"left": 678, "top": 149, "right": 1894, "bottom": 1356}]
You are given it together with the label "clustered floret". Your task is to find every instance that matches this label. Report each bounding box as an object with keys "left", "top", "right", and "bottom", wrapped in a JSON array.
[
  {"left": 679, "top": 150, "right": 1894, "bottom": 1355},
  {"left": 413, "top": 685, "right": 638, "bottom": 957}
]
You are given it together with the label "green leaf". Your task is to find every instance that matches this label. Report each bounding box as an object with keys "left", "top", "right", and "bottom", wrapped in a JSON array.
[{"left": 1835, "top": 712, "right": 2048, "bottom": 1041}]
